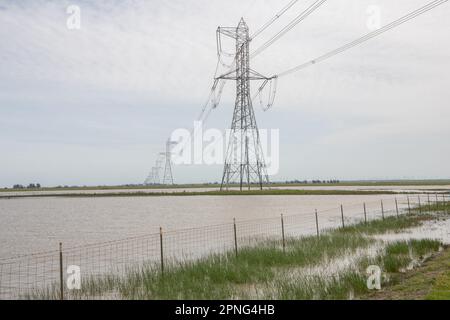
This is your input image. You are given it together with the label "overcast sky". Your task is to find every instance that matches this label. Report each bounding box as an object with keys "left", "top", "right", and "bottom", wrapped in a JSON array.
[{"left": 1, "top": 0, "right": 449, "bottom": 187}]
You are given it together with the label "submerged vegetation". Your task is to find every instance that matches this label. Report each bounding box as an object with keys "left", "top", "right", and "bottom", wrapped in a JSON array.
[{"left": 25, "top": 206, "right": 450, "bottom": 300}]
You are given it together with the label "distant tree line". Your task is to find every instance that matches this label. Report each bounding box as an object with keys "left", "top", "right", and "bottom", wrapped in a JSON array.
[
  {"left": 13, "top": 183, "right": 41, "bottom": 189},
  {"left": 284, "top": 180, "right": 340, "bottom": 184}
]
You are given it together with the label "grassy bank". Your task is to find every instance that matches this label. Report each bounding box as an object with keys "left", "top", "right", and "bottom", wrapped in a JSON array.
[
  {"left": 364, "top": 247, "right": 450, "bottom": 300},
  {"left": 25, "top": 206, "right": 449, "bottom": 300},
  {"left": 275, "top": 239, "right": 444, "bottom": 300}
]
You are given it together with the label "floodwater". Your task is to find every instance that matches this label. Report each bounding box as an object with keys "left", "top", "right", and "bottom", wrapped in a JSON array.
[
  {"left": 0, "top": 188, "right": 448, "bottom": 299},
  {"left": 0, "top": 192, "right": 437, "bottom": 258}
]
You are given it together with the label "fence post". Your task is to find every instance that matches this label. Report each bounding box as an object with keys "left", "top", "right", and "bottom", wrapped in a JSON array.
[
  {"left": 427, "top": 193, "right": 430, "bottom": 206},
  {"left": 418, "top": 195, "right": 422, "bottom": 214},
  {"left": 281, "top": 214, "right": 286, "bottom": 253},
  {"left": 159, "top": 227, "right": 164, "bottom": 274},
  {"left": 340, "top": 205, "right": 345, "bottom": 229},
  {"left": 59, "top": 242, "right": 64, "bottom": 301},
  {"left": 446, "top": 194, "right": 449, "bottom": 214},
  {"left": 381, "top": 200, "right": 385, "bottom": 220},
  {"left": 407, "top": 196, "right": 411, "bottom": 215},
  {"left": 363, "top": 203, "right": 367, "bottom": 224},
  {"left": 395, "top": 198, "right": 399, "bottom": 218},
  {"left": 315, "top": 209, "right": 320, "bottom": 238},
  {"left": 435, "top": 193, "right": 438, "bottom": 208},
  {"left": 443, "top": 194, "right": 447, "bottom": 214},
  {"left": 233, "top": 218, "right": 238, "bottom": 257}
]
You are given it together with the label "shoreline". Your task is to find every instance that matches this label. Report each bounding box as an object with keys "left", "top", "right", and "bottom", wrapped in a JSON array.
[
  {"left": 0, "top": 189, "right": 407, "bottom": 199},
  {"left": 2, "top": 180, "right": 450, "bottom": 193}
]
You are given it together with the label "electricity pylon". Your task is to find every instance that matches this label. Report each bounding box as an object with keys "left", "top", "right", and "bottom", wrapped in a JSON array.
[
  {"left": 144, "top": 158, "right": 163, "bottom": 185},
  {"left": 144, "top": 171, "right": 153, "bottom": 185},
  {"left": 161, "top": 139, "right": 176, "bottom": 185},
  {"left": 216, "top": 18, "right": 272, "bottom": 191}
]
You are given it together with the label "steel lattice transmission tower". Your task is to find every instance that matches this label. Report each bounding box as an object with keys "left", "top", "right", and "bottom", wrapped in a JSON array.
[
  {"left": 144, "top": 170, "right": 154, "bottom": 185},
  {"left": 161, "top": 139, "right": 176, "bottom": 185},
  {"left": 217, "top": 19, "right": 272, "bottom": 191},
  {"left": 144, "top": 158, "right": 162, "bottom": 185}
]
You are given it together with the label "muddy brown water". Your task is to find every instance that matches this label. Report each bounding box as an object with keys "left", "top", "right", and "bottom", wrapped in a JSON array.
[{"left": 0, "top": 192, "right": 428, "bottom": 257}]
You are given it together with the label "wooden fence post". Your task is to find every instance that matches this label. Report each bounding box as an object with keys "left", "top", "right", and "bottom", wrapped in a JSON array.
[
  {"left": 59, "top": 242, "right": 64, "bottom": 300},
  {"left": 233, "top": 218, "right": 238, "bottom": 257},
  {"left": 418, "top": 195, "right": 422, "bottom": 214},
  {"left": 446, "top": 194, "right": 449, "bottom": 214},
  {"left": 395, "top": 198, "right": 399, "bottom": 218},
  {"left": 281, "top": 214, "right": 286, "bottom": 253},
  {"left": 363, "top": 203, "right": 367, "bottom": 224},
  {"left": 407, "top": 196, "right": 411, "bottom": 215},
  {"left": 159, "top": 227, "right": 164, "bottom": 274},
  {"left": 315, "top": 209, "right": 320, "bottom": 238},
  {"left": 443, "top": 194, "right": 447, "bottom": 214}
]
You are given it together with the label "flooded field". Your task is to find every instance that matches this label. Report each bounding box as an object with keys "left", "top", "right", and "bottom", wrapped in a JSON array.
[
  {"left": 0, "top": 189, "right": 448, "bottom": 299},
  {"left": 0, "top": 192, "right": 441, "bottom": 258}
]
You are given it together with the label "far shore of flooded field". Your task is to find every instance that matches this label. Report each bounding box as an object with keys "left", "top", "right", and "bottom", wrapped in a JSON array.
[{"left": 1, "top": 181, "right": 449, "bottom": 198}]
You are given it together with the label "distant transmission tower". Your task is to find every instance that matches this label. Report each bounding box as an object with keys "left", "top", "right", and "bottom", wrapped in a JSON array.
[
  {"left": 153, "top": 162, "right": 162, "bottom": 184},
  {"left": 161, "top": 139, "right": 176, "bottom": 185},
  {"left": 144, "top": 170, "right": 153, "bottom": 185},
  {"left": 217, "top": 18, "right": 273, "bottom": 191},
  {"left": 144, "top": 158, "right": 163, "bottom": 185}
]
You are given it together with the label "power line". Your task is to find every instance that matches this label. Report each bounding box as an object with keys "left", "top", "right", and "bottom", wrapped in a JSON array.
[
  {"left": 196, "top": 0, "right": 304, "bottom": 124},
  {"left": 276, "top": 0, "right": 448, "bottom": 78},
  {"left": 145, "top": 0, "right": 330, "bottom": 183},
  {"left": 188, "top": 1, "right": 326, "bottom": 170},
  {"left": 196, "top": 60, "right": 221, "bottom": 123},
  {"left": 207, "top": 0, "right": 322, "bottom": 116},
  {"left": 250, "top": 0, "right": 301, "bottom": 39},
  {"left": 197, "top": 0, "right": 310, "bottom": 124},
  {"left": 251, "top": 0, "right": 328, "bottom": 58}
]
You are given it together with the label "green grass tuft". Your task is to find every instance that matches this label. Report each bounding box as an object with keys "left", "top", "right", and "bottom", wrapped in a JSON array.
[
  {"left": 25, "top": 209, "right": 447, "bottom": 300},
  {"left": 377, "top": 239, "right": 442, "bottom": 273}
]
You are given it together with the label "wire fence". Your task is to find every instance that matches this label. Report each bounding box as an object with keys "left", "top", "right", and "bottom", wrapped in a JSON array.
[{"left": 0, "top": 193, "right": 448, "bottom": 300}]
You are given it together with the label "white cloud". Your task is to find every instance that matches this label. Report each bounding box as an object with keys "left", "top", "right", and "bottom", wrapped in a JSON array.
[{"left": 0, "top": 0, "right": 449, "bottom": 186}]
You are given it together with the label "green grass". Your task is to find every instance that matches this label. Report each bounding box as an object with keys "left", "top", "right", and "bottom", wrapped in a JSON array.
[
  {"left": 102, "top": 233, "right": 370, "bottom": 300},
  {"left": 278, "top": 238, "right": 443, "bottom": 300},
  {"left": 426, "top": 270, "right": 450, "bottom": 300},
  {"left": 275, "top": 271, "right": 368, "bottom": 300},
  {"left": 24, "top": 232, "right": 372, "bottom": 300},
  {"left": 413, "top": 201, "right": 450, "bottom": 214},
  {"left": 25, "top": 207, "right": 448, "bottom": 300},
  {"left": 337, "top": 214, "right": 430, "bottom": 235},
  {"left": 363, "top": 245, "right": 450, "bottom": 300},
  {"left": 370, "top": 239, "right": 442, "bottom": 274}
]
